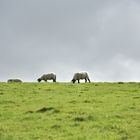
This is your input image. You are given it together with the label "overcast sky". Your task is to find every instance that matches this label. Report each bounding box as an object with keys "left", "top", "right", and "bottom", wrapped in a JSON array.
[{"left": 0, "top": 0, "right": 140, "bottom": 82}]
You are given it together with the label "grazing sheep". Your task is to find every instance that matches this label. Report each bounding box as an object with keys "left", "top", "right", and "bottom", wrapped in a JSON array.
[
  {"left": 7, "top": 79, "right": 22, "bottom": 83},
  {"left": 37, "top": 73, "right": 56, "bottom": 82},
  {"left": 71, "top": 71, "right": 91, "bottom": 83}
]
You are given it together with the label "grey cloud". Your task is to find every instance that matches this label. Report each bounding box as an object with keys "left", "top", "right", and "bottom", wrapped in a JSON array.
[{"left": 0, "top": 0, "right": 140, "bottom": 82}]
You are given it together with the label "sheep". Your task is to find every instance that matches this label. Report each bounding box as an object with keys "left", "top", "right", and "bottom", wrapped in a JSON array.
[
  {"left": 37, "top": 73, "right": 56, "bottom": 82},
  {"left": 7, "top": 79, "right": 22, "bottom": 83},
  {"left": 71, "top": 71, "right": 91, "bottom": 83}
]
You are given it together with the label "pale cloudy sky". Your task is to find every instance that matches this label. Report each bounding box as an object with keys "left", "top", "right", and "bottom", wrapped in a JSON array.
[{"left": 0, "top": 0, "right": 140, "bottom": 82}]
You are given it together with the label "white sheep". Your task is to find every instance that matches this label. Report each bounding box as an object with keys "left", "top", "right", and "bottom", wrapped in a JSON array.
[
  {"left": 7, "top": 79, "right": 22, "bottom": 83},
  {"left": 71, "top": 71, "right": 91, "bottom": 83},
  {"left": 37, "top": 73, "right": 56, "bottom": 82}
]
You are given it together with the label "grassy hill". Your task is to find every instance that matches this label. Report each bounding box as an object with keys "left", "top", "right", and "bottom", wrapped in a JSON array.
[{"left": 0, "top": 82, "right": 140, "bottom": 140}]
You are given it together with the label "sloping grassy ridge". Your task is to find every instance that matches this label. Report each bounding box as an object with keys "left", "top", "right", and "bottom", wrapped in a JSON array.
[{"left": 0, "top": 82, "right": 140, "bottom": 140}]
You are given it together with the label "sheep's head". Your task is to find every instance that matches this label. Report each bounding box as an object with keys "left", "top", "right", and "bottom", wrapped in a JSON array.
[
  {"left": 37, "top": 78, "right": 41, "bottom": 82},
  {"left": 71, "top": 79, "right": 76, "bottom": 83}
]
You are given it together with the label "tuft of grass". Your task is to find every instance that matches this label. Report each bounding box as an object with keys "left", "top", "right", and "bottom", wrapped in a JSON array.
[
  {"left": 36, "top": 107, "right": 60, "bottom": 113},
  {"left": 117, "top": 82, "right": 124, "bottom": 84}
]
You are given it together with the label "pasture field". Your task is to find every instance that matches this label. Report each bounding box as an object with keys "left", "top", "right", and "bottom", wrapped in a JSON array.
[{"left": 0, "top": 82, "right": 140, "bottom": 140}]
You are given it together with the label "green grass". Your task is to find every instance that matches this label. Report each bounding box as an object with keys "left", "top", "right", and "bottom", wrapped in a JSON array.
[{"left": 0, "top": 82, "right": 140, "bottom": 140}]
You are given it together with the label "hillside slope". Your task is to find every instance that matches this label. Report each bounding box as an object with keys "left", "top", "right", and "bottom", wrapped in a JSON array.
[{"left": 0, "top": 82, "right": 140, "bottom": 140}]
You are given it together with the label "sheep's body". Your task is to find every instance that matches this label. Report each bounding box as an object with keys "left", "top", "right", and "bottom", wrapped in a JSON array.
[
  {"left": 37, "top": 73, "right": 56, "bottom": 82},
  {"left": 7, "top": 79, "right": 22, "bottom": 83},
  {"left": 72, "top": 71, "right": 91, "bottom": 83}
]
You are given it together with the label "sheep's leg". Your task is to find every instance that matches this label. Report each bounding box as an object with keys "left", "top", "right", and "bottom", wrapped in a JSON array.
[
  {"left": 78, "top": 80, "right": 80, "bottom": 83},
  {"left": 53, "top": 79, "right": 56, "bottom": 82},
  {"left": 88, "top": 79, "right": 91, "bottom": 83},
  {"left": 85, "top": 79, "right": 87, "bottom": 83}
]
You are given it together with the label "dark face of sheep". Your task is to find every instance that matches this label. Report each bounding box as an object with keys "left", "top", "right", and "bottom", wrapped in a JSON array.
[
  {"left": 37, "top": 78, "right": 41, "bottom": 82},
  {"left": 71, "top": 79, "right": 76, "bottom": 83}
]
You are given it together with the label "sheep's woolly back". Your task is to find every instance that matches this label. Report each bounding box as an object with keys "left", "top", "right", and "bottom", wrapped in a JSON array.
[
  {"left": 73, "top": 71, "right": 89, "bottom": 80},
  {"left": 40, "top": 73, "right": 56, "bottom": 80},
  {"left": 7, "top": 79, "right": 22, "bottom": 82}
]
